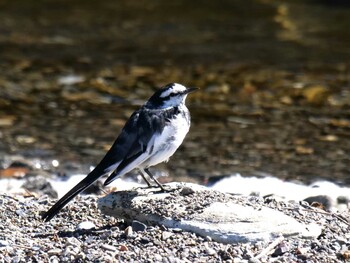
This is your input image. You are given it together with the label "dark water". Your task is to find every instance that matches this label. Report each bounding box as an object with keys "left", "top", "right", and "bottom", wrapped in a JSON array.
[
  {"left": 0, "top": 0, "right": 349, "bottom": 184},
  {"left": 1, "top": 0, "right": 350, "bottom": 66}
]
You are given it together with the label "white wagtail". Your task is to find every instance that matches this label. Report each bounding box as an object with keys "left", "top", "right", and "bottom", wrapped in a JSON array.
[{"left": 42, "top": 83, "right": 197, "bottom": 221}]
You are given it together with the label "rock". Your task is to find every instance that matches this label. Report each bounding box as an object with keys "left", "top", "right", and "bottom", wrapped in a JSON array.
[
  {"left": 119, "top": 245, "right": 128, "bottom": 251},
  {"left": 0, "top": 240, "right": 9, "bottom": 247},
  {"left": 302, "top": 85, "right": 329, "bottom": 106},
  {"left": 47, "top": 248, "right": 63, "bottom": 255},
  {"left": 76, "top": 221, "right": 96, "bottom": 230},
  {"left": 205, "top": 246, "right": 217, "bottom": 256},
  {"left": 172, "top": 202, "right": 321, "bottom": 244},
  {"left": 303, "top": 195, "right": 333, "bottom": 210},
  {"left": 272, "top": 241, "right": 290, "bottom": 256},
  {"left": 58, "top": 74, "right": 85, "bottom": 85},
  {"left": 98, "top": 183, "right": 322, "bottom": 244},
  {"left": 101, "top": 243, "right": 116, "bottom": 252},
  {"left": 180, "top": 186, "right": 195, "bottom": 196},
  {"left": 132, "top": 220, "right": 147, "bottom": 232},
  {"left": 124, "top": 226, "right": 133, "bottom": 237},
  {"left": 0, "top": 167, "right": 28, "bottom": 178},
  {"left": 162, "top": 231, "right": 173, "bottom": 241},
  {"left": 22, "top": 176, "right": 57, "bottom": 198}
]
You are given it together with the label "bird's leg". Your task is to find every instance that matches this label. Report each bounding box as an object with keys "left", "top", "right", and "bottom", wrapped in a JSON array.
[
  {"left": 138, "top": 169, "right": 153, "bottom": 187},
  {"left": 144, "top": 168, "right": 167, "bottom": 192}
]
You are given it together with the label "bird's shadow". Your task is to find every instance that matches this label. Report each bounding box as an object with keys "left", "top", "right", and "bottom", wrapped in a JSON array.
[{"left": 35, "top": 223, "right": 124, "bottom": 239}]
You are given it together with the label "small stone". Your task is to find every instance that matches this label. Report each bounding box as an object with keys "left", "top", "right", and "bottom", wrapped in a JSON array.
[
  {"left": 272, "top": 242, "right": 290, "bottom": 257},
  {"left": 101, "top": 244, "right": 116, "bottom": 252},
  {"left": 76, "top": 221, "right": 96, "bottom": 230},
  {"left": 248, "top": 258, "right": 261, "bottom": 263},
  {"left": 140, "top": 237, "right": 150, "bottom": 244},
  {"left": 124, "top": 226, "right": 133, "bottom": 237},
  {"left": 205, "top": 247, "right": 216, "bottom": 256},
  {"left": 303, "top": 195, "right": 333, "bottom": 210},
  {"left": 119, "top": 245, "right": 128, "bottom": 251},
  {"left": 0, "top": 240, "right": 9, "bottom": 247},
  {"left": 295, "top": 247, "right": 309, "bottom": 255},
  {"left": 16, "top": 135, "right": 36, "bottom": 144},
  {"left": 295, "top": 145, "right": 314, "bottom": 155},
  {"left": 48, "top": 257, "right": 59, "bottom": 263},
  {"left": 47, "top": 249, "right": 62, "bottom": 255},
  {"left": 172, "top": 228, "right": 183, "bottom": 233},
  {"left": 162, "top": 231, "right": 173, "bottom": 241},
  {"left": 0, "top": 116, "right": 16, "bottom": 126},
  {"left": 132, "top": 220, "right": 147, "bottom": 232},
  {"left": 180, "top": 186, "right": 195, "bottom": 196},
  {"left": 0, "top": 167, "right": 28, "bottom": 178},
  {"left": 160, "top": 225, "right": 167, "bottom": 231},
  {"left": 341, "top": 251, "right": 350, "bottom": 260},
  {"left": 154, "top": 254, "right": 163, "bottom": 261},
  {"left": 66, "top": 237, "right": 81, "bottom": 247},
  {"left": 58, "top": 74, "right": 85, "bottom": 85},
  {"left": 32, "top": 246, "right": 41, "bottom": 251},
  {"left": 190, "top": 247, "right": 200, "bottom": 255},
  {"left": 16, "top": 209, "right": 26, "bottom": 217},
  {"left": 302, "top": 85, "right": 329, "bottom": 105},
  {"left": 205, "top": 236, "right": 212, "bottom": 242}
]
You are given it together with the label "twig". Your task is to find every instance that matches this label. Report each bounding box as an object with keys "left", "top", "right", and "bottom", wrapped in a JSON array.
[
  {"left": 282, "top": 207, "right": 350, "bottom": 227},
  {"left": 254, "top": 236, "right": 284, "bottom": 260}
]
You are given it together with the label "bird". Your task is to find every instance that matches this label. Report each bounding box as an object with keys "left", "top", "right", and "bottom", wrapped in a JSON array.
[{"left": 42, "top": 83, "right": 197, "bottom": 222}]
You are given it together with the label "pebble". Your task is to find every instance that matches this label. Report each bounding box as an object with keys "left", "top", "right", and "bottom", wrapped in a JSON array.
[
  {"left": 180, "top": 186, "right": 195, "bottom": 196},
  {"left": 15, "top": 209, "right": 26, "bottom": 217},
  {"left": 172, "top": 228, "right": 183, "bottom": 233},
  {"left": 272, "top": 242, "right": 290, "bottom": 256},
  {"left": 101, "top": 243, "right": 116, "bottom": 252},
  {"left": 205, "top": 247, "right": 216, "bottom": 256},
  {"left": 132, "top": 220, "right": 147, "bottom": 232},
  {"left": 0, "top": 240, "right": 9, "bottom": 247},
  {"left": 66, "top": 237, "right": 81, "bottom": 247},
  {"left": 124, "top": 226, "right": 133, "bottom": 237},
  {"left": 140, "top": 237, "right": 150, "bottom": 244},
  {"left": 154, "top": 254, "right": 163, "bottom": 261},
  {"left": 76, "top": 221, "right": 96, "bottom": 230},
  {"left": 49, "top": 257, "right": 59, "bottom": 263},
  {"left": 162, "top": 231, "right": 173, "bottom": 241},
  {"left": 119, "top": 245, "right": 128, "bottom": 251},
  {"left": 47, "top": 248, "right": 62, "bottom": 255}
]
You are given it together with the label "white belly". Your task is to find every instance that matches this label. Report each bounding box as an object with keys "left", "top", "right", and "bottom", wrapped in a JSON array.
[{"left": 142, "top": 109, "right": 190, "bottom": 168}]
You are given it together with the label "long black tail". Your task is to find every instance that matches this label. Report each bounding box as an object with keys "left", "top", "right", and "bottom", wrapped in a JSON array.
[{"left": 42, "top": 169, "right": 102, "bottom": 222}]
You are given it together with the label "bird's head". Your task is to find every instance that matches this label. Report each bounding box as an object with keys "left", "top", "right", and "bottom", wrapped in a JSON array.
[{"left": 146, "top": 83, "right": 197, "bottom": 109}]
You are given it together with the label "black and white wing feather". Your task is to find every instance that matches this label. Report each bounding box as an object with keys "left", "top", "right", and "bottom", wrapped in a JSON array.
[{"left": 103, "top": 106, "right": 175, "bottom": 185}]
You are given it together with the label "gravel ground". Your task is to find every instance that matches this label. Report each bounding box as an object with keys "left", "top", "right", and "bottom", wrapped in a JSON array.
[{"left": 0, "top": 192, "right": 349, "bottom": 263}]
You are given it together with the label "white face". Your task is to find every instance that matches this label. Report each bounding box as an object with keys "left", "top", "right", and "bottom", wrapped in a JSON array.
[{"left": 160, "top": 83, "right": 188, "bottom": 108}]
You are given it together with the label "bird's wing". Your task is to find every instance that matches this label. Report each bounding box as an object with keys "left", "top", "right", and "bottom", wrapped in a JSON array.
[
  {"left": 42, "top": 110, "right": 142, "bottom": 222},
  {"left": 104, "top": 108, "right": 163, "bottom": 185}
]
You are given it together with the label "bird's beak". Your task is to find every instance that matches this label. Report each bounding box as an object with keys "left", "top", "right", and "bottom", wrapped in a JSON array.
[{"left": 184, "top": 87, "right": 199, "bottom": 94}]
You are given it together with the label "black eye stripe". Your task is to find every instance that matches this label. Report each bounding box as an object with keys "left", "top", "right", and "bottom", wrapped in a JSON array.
[{"left": 162, "top": 93, "right": 177, "bottom": 99}]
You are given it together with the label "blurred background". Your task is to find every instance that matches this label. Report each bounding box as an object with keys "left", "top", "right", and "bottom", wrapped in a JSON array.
[{"left": 0, "top": 0, "right": 349, "bottom": 188}]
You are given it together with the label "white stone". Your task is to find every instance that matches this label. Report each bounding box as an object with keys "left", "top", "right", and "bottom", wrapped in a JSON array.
[
  {"left": 98, "top": 183, "right": 322, "bottom": 244},
  {"left": 76, "top": 221, "right": 96, "bottom": 230},
  {"left": 162, "top": 202, "right": 321, "bottom": 243}
]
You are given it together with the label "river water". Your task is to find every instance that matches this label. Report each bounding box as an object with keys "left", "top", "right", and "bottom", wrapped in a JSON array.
[{"left": 0, "top": 0, "right": 349, "bottom": 185}]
